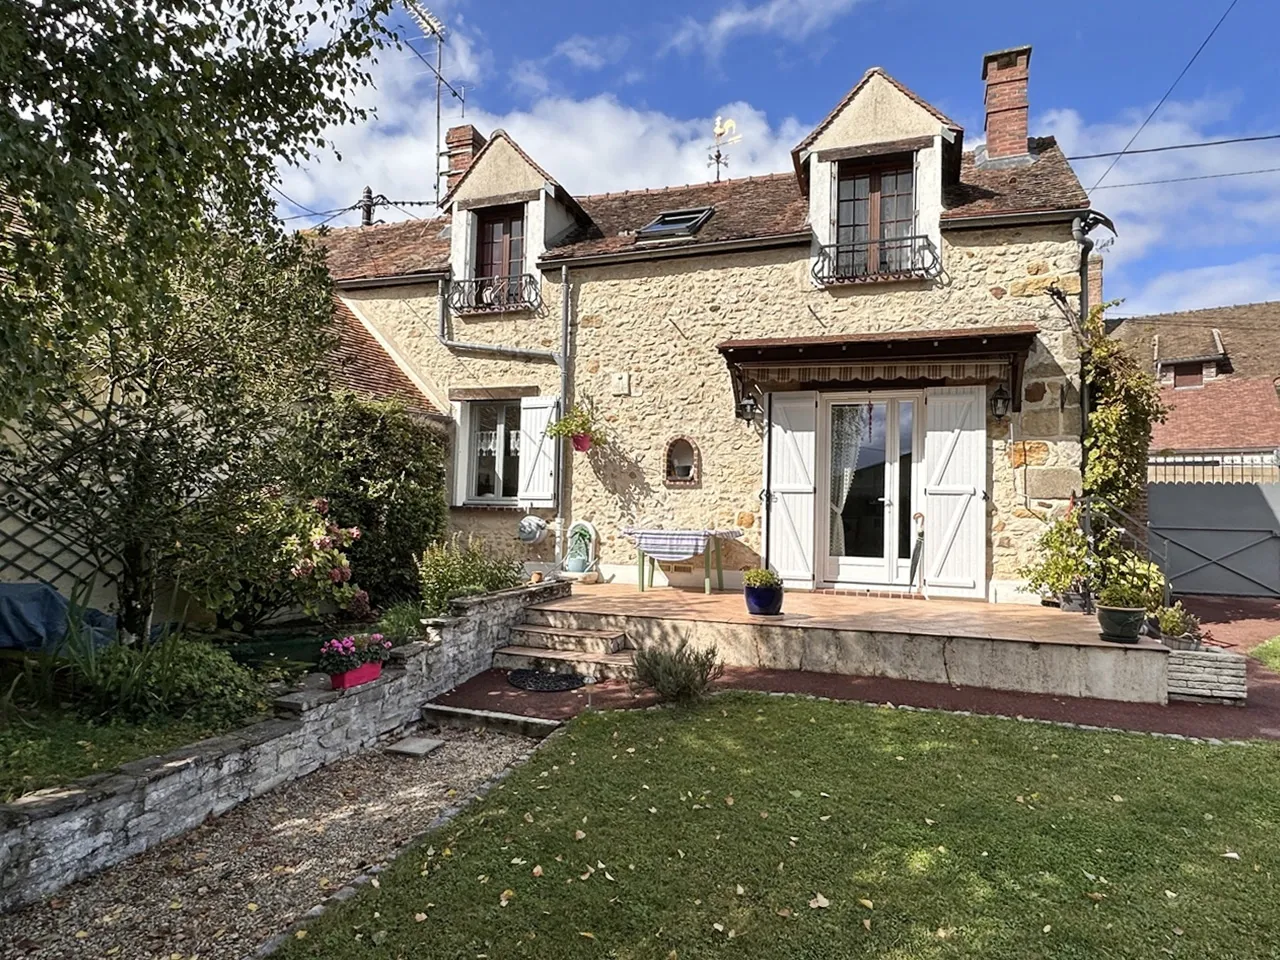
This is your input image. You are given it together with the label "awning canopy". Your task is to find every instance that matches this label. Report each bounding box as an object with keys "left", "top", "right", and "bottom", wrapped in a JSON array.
[{"left": 717, "top": 324, "right": 1039, "bottom": 410}]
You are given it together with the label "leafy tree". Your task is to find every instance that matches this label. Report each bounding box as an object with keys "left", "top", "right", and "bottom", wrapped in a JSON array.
[
  {"left": 0, "top": 0, "right": 393, "bottom": 417},
  {"left": 0, "top": 229, "right": 337, "bottom": 638},
  {"left": 304, "top": 393, "right": 450, "bottom": 604}
]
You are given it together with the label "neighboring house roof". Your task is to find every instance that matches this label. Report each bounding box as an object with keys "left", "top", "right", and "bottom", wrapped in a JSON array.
[
  {"left": 542, "top": 173, "right": 810, "bottom": 262},
  {"left": 329, "top": 297, "right": 442, "bottom": 417},
  {"left": 318, "top": 217, "right": 450, "bottom": 283},
  {"left": 941, "top": 138, "right": 1089, "bottom": 220},
  {"left": 1112, "top": 301, "right": 1280, "bottom": 378},
  {"left": 1151, "top": 378, "right": 1280, "bottom": 454},
  {"left": 792, "top": 67, "right": 963, "bottom": 158}
]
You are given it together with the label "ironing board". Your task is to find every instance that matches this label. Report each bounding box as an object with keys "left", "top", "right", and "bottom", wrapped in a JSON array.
[{"left": 622, "top": 528, "right": 743, "bottom": 593}]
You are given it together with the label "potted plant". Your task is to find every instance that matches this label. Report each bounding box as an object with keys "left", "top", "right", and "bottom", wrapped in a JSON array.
[
  {"left": 565, "top": 524, "right": 593, "bottom": 573},
  {"left": 1155, "top": 601, "right": 1202, "bottom": 651},
  {"left": 318, "top": 632, "right": 393, "bottom": 690},
  {"left": 742, "top": 567, "right": 784, "bottom": 616},
  {"left": 546, "top": 404, "right": 606, "bottom": 453},
  {"left": 1094, "top": 583, "right": 1148, "bottom": 644}
]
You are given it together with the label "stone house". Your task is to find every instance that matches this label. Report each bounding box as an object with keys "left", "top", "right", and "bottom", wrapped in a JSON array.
[{"left": 321, "top": 44, "right": 1104, "bottom": 603}]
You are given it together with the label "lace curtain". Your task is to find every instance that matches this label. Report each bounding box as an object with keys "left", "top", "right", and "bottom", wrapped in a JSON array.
[{"left": 829, "top": 404, "right": 870, "bottom": 555}]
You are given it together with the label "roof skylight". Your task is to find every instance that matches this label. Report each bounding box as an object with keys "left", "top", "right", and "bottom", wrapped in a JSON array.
[{"left": 636, "top": 206, "right": 714, "bottom": 239}]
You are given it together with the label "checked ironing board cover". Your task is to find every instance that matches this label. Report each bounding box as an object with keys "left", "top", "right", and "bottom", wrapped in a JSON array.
[{"left": 622, "top": 528, "right": 742, "bottom": 562}]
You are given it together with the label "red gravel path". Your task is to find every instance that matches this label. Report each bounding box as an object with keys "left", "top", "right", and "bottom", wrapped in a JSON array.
[
  {"left": 434, "top": 664, "right": 1280, "bottom": 741},
  {"left": 1181, "top": 595, "right": 1280, "bottom": 653}
]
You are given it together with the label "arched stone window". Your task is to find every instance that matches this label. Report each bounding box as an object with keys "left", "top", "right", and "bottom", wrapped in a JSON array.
[{"left": 664, "top": 437, "right": 700, "bottom": 488}]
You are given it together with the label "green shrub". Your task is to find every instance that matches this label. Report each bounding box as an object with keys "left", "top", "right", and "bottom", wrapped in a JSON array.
[
  {"left": 416, "top": 536, "right": 524, "bottom": 616},
  {"left": 307, "top": 393, "right": 449, "bottom": 604},
  {"left": 72, "top": 637, "right": 266, "bottom": 726},
  {"left": 1156, "top": 601, "right": 1200, "bottom": 638},
  {"left": 1096, "top": 581, "right": 1147, "bottom": 609},
  {"left": 377, "top": 601, "right": 427, "bottom": 645},
  {"left": 742, "top": 568, "right": 782, "bottom": 589},
  {"left": 632, "top": 640, "right": 724, "bottom": 704},
  {"left": 1019, "top": 516, "right": 1088, "bottom": 597}
]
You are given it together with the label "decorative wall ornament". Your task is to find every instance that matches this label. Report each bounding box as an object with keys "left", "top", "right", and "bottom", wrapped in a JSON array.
[{"left": 664, "top": 437, "right": 701, "bottom": 487}]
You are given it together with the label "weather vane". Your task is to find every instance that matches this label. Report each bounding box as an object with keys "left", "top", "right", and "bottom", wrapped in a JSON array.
[{"left": 709, "top": 116, "right": 742, "bottom": 182}]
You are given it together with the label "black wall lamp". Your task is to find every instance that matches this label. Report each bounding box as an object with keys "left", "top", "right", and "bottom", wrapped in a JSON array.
[{"left": 990, "top": 383, "right": 1012, "bottom": 421}]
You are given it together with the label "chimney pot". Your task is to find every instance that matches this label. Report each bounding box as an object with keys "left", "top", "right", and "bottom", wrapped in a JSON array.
[
  {"left": 445, "top": 124, "right": 487, "bottom": 193},
  {"left": 981, "top": 45, "right": 1032, "bottom": 161}
]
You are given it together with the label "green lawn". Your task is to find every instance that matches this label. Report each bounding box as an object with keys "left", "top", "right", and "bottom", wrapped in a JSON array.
[
  {"left": 1249, "top": 636, "right": 1280, "bottom": 674},
  {"left": 0, "top": 713, "right": 225, "bottom": 801},
  {"left": 275, "top": 693, "right": 1280, "bottom": 960}
]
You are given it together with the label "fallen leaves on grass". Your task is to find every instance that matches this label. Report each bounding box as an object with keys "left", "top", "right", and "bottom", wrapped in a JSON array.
[{"left": 809, "top": 893, "right": 830, "bottom": 909}]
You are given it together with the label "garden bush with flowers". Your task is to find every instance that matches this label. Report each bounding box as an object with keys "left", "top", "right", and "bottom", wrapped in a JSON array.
[
  {"left": 317, "top": 632, "right": 392, "bottom": 676},
  {"left": 177, "top": 492, "right": 373, "bottom": 632}
]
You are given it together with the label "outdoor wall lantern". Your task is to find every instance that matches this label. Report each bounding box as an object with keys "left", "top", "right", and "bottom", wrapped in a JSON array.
[
  {"left": 735, "top": 394, "right": 759, "bottom": 420},
  {"left": 990, "top": 384, "right": 1012, "bottom": 421}
]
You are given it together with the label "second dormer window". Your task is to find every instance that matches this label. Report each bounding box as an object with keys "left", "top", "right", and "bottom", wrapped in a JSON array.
[
  {"left": 835, "top": 161, "right": 915, "bottom": 276},
  {"left": 477, "top": 205, "right": 525, "bottom": 280}
]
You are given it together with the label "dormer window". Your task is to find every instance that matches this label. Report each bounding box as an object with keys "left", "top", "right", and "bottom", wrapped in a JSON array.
[
  {"left": 637, "top": 206, "right": 714, "bottom": 240},
  {"left": 449, "top": 203, "right": 541, "bottom": 314}
]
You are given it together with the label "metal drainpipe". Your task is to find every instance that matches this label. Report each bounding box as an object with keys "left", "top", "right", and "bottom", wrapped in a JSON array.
[
  {"left": 1072, "top": 216, "right": 1095, "bottom": 481},
  {"left": 555, "top": 265, "right": 571, "bottom": 570}
]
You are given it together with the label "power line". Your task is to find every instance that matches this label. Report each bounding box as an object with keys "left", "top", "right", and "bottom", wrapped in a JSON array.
[
  {"left": 269, "top": 184, "right": 325, "bottom": 217},
  {"left": 1090, "top": 0, "right": 1240, "bottom": 190},
  {"left": 1091, "top": 166, "right": 1280, "bottom": 190},
  {"left": 1067, "top": 132, "right": 1280, "bottom": 161},
  {"left": 280, "top": 207, "right": 349, "bottom": 222},
  {"left": 384, "top": 200, "right": 422, "bottom": 220},
  {"left": 312, "top": 204, "right": 360, "bottom": 228}
]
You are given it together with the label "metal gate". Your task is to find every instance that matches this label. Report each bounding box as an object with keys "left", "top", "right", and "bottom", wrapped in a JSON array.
[{"left": 1147, "top": 482, "right": 1280, "bottom": 598}]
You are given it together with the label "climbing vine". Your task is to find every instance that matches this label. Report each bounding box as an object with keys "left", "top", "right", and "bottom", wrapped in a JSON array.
[{"left": 1081, "top": 302, "right": 1167, "bottom": 509}]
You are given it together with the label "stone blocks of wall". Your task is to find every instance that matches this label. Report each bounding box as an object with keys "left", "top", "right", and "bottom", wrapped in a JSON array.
[
  {"left": 1166, "top": 649, "right": 1248, "bottom": 703},
  {"left": 0, "top": 580, "right": 568, "bottom": 913}
]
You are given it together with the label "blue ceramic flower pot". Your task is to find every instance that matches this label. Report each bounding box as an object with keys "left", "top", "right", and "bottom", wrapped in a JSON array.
[{"left": 744, "top": 584, "right": 783, "bottom": 616}]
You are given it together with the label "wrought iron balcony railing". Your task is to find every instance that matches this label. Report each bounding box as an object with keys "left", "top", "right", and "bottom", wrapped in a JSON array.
[
  {"left": 811, "top": 235, "right": 941, "bottom": 286},
  {"left": 448, "top": 274, "right": 542, "bottom": 314}
]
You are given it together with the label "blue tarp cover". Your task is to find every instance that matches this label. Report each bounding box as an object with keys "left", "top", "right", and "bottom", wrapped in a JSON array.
[{"left": 0, "top": 582, "right": 116, "bottom": 652}]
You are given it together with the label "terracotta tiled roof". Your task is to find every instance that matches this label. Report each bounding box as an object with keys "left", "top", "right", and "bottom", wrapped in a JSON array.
[
  {"left": 1112, "top": 301, "right": 1280, "bottom": 378},
  {"left": 542, "top": 173, "right": 810, "bottom": 261},
  {"left": 1151, "top": 378, "right": 1280, "bottom": 453},
  {"left": 329, "top": 297, "right": 441, "bottom": 417},
  {"left": 316, "top": 217, "right": 450, "bottom": 282},
  {"left": 942, "top": 137, "right": 1089, "bottom": 219},
  {"left": 793, "top": 67, "right": 962, "bottom": 157}
]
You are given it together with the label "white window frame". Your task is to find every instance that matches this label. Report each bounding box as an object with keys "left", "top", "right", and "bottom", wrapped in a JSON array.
[{"left": 461, "top": 400, "right": 522, "bottom": 506}]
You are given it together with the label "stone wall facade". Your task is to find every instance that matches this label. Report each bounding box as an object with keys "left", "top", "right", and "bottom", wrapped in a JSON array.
[
  {"left": 0, "top": 580, "right": 569, "bottom": 913},
  {"left": 345, "top": 223, "right": 1085, "bottom": 597},
  {"left": 1166, "top": 648, "right": 1248, "bottom": 703}
]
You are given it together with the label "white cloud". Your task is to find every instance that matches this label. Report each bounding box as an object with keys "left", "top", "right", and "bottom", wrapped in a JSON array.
[
  {"left": 668, "top": 0, "right": 869, "bottom": 57},
  {"left": 510, "top": 33, "right": 630, "bottom": 98},
  {"left": 1119, "top": 255, "right": 1280, "bottom": 317}
]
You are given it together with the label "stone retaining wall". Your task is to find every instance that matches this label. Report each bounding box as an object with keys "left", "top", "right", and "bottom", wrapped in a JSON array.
[
  {"left": 0, "top": 580, "right": 568, "bottom": 913},
  {"left": 1166, "top": 648, "right": 1248, "bottom": 703}
]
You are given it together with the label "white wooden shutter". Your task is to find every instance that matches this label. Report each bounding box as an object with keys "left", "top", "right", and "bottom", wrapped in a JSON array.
[
  {"left": 451, "top": 401, "right": 471, "bottom": 507},
  {"left": 765, "top": 392, "right": 817, "bottom": 588},
  {"left": 922, "top": 386, "right": 986, "bottom": 598},
  {"left": 517, "top": 396, "right": 558, "bottom": 507}
]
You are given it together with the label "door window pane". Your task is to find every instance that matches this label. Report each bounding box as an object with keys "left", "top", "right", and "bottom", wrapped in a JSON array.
[
  {"left": 829, "top": 402, "right": 887, "bottom": 559},
  {"left": 469, "top": 402, "right": 522, "bottom": 500},
  {"left": 898, "top": 401, "right": 915, "bottom": 560}
]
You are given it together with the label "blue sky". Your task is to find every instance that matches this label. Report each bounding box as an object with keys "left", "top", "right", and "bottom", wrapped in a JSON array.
[{"left": 280, "top": 0, "right": 1280, "bottom": 315}]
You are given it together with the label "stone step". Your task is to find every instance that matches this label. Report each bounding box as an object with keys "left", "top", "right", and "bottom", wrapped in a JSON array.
[
  {"left": 419, "top": 703, "right": 563, "bottom": 739},
  {"left": 492, "top": 645, "right": 636, "bottom": 681},
  {"left": 386, "top": 736, "right": 444, "bottom": 757},
  {"left": 510, "top": 623, "right": 626, "bottom": 654},
  {"left": 522, "top": 606, "right": 633, "bottom": 634}
]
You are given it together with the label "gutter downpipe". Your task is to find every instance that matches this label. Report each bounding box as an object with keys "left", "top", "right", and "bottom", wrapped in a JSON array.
[
  {"left": 1072, "top": 214, "right": 1094, "bottom": 482},
  {"left": 437, "top": 275, "right": 570, "bottom": 570}
]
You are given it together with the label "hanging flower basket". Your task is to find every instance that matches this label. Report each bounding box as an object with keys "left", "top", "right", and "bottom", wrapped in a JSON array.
[
  {"left": 318, "top": 632, "right": 393, "bottom": 690},
  {"left": 546, "top": 404, "right": 606, "bottom": 452}
]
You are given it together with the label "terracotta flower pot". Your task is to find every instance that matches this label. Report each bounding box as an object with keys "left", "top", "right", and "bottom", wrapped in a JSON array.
[
  {"left": 571, "top": 434, "right": 593, "bottom": 453},
  {"left": 330, "top": 661, "right": 382, "bottom": 690}
]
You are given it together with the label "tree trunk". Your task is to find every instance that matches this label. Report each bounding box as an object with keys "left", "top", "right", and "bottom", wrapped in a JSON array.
[{"left": 119, "top": 540, "right": 155, "bottom": 642}]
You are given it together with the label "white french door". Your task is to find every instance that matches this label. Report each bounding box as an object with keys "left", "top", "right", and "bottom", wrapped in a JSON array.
[{"left": 817, "top": 392, "right": 922, "bottom": 587}]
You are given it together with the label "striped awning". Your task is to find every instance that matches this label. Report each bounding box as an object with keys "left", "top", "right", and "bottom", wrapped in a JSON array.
[{"left": 740, "top": 358, "right": 1009, "bottom": 385}]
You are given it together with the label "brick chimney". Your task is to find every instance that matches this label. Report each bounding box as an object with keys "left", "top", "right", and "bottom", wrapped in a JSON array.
[
  {"left": 981, "top": 45, "right": 1031, "bottom": 161},
  {"left": 445, "top": 125, "right": 487, "bottom": 193}
]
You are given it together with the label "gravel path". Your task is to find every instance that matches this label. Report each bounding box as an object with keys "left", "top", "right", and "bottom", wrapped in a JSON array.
[{"left": 0, "top": 728, "right": 535, "bottom": 959}]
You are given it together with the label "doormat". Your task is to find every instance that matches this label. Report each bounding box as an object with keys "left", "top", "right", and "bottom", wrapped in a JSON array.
[{"left": 507, "top": 669, "right": 587, "bottom": 692}]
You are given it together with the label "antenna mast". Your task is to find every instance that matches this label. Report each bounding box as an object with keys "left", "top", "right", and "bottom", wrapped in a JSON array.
[
  {"left": 401, "top": 1, "right": 465, "bottom": 209},
  {"left": 709, "top": 116, "right": 743, "bottom": 183}
]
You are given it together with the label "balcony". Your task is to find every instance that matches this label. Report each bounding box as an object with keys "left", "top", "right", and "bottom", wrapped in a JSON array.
[
  {"left": 812, "top": 235, "right": 941, "bottom": 286},
  {"left": 448, "top": 274, "right": 542, "bottom": 314}
]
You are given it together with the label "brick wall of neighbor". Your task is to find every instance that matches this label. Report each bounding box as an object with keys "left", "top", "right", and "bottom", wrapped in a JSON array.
[
  {"left": 0, "top": 581, "right": 569, "bottom": 913},
  {"left": 347, "top": 224, "right": 1084, "bottom": 591}
]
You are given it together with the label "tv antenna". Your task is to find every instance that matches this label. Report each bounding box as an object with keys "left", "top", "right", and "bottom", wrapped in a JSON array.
[
  {"left": 708, "top": 116, "right": 742, "bottom": 182},
  {"left": 401, "top": 0, "right": 466, "bottom": 209}
]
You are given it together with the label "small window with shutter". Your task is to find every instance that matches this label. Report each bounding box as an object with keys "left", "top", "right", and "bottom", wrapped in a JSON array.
[{"left": 1173, "top": 362, "right": 1203, "bottom": 388}]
